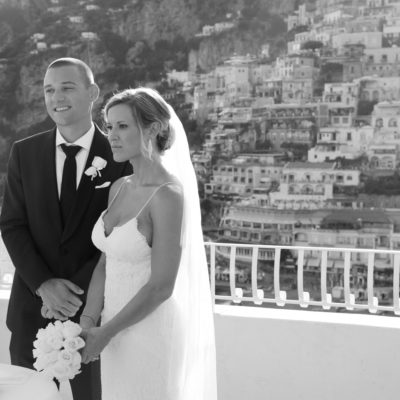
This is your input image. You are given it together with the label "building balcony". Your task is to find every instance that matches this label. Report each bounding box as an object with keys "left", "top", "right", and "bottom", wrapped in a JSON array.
[{"left": 1, "top": 242, "right": 400, "bottom": 399}]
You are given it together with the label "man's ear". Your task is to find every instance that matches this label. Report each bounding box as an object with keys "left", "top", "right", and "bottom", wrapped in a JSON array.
[{"left": 89, "top": 83, "right": 100, "bottom": 102}]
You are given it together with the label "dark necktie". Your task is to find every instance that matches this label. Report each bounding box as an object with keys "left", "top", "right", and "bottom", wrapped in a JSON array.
[{"left": 60, "top": 144, "right": 81, "bottom": 226}]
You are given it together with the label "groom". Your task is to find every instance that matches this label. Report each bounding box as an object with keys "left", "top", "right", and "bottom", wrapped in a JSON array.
[{"left": 0, "top": 58, "right": 132, "bottom": 400}]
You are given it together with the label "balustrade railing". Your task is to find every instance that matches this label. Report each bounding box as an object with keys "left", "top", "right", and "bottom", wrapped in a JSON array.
[{"left": 205, "top": 242, "right": 400, "bottom": 315}]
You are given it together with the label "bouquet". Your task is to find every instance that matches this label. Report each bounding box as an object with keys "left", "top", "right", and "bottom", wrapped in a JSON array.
[{"left": 32, "top": 320, "right": 85, "bottom": 382}]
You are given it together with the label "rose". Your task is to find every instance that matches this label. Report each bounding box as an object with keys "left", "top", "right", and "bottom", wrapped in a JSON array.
[
  {"left": 33, "top": 350, "right": 58, "bottom": 371},
  {"left": 92, "top": 156, "right": 107, "bottom": 170},
  {"left": 48, "top": 361, "right": 75, "bottom": 382},
  {"left": 62, "top": 320, "right": 82, "bottom": 339},
  {"left": 36, "top": 328, "right": 47, "bottom": 341},
  {"left": 46, "top": 332, "right": 64, "bottom": 350},
  {"left": 33, "top": 338, "right": 53, "bottom": 354},
  {"left": 57, "top": 349, "right": 74, "bottom": 364},
  {"left": 63, "top": 336, "right": 85, "bottom": 352},
  {"left": 84, "top": 156, "right": 107, "bottom": 180},
  {"left": 71, "top": 352, "right": 82, "bottom": 368}
]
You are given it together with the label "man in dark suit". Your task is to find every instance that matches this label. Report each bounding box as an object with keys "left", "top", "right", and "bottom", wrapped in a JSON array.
[{"left": 0, "top": 57, "right": 131, "bottom": 400}]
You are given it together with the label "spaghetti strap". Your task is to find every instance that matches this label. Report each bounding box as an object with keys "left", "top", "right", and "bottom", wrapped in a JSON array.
[
  {"left": 135, "top": 182, "right": 175, "bottom": 219},
  {"left": 107, "top": 178, "right": 127, "bottom": 210}
]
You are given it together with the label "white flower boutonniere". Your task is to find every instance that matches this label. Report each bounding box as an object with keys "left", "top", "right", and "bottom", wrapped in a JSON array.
[{"left": 85, "top": 156, "right": 107, "bottom": 181}]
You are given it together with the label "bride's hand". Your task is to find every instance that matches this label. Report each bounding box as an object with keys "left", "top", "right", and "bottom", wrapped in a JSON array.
[
  {"left": 79, "top": 315, "right": 96, "bottom": 330},
  {"left": 81, "top": 327, "right": 111, "bottom": 364}
]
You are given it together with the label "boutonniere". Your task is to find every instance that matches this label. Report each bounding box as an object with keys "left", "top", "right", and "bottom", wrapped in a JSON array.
[{"left": 84, "top": 156, "right": 107, "bottom": 181}]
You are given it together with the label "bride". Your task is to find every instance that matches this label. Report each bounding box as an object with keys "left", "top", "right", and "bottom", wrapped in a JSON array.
[{"left": 79, "top": 87, "right": 217, "bottom": 399}]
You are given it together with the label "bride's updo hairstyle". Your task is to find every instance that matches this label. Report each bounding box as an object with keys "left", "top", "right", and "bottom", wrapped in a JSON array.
[{"left": 103, "top": 87, "right": 175, "bottom": 157}]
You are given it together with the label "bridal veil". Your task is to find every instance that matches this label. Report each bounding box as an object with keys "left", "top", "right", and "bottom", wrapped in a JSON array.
[{"left": 161, "top": 105, "right": 217, "bottom": 399}]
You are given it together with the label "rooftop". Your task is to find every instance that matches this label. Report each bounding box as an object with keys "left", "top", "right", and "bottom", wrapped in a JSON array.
[
  {"left": 285, "top": 161, "right": 336, "bottom": 169},
  {"left": 322, "top": 209, "right": 391, "bottom": 225}
]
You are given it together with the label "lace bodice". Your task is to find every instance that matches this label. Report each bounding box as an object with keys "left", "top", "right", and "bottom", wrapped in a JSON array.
[
  {"left": 91, "top": 212, "right": 152, "bottom": 318},
  {"left": 93, "top": 210, "right": 151, "bottom": 264}
]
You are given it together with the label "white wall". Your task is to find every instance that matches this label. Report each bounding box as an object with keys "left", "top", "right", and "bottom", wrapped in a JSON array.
[
  {"left": 2, "top": 298, "right": 400, "bottom": 400},
  {"left": 215, "top": 305, "right": 400, "bottom": 400}
]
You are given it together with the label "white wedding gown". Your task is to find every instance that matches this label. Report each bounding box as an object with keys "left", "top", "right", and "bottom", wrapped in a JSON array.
[{"left": 91, "top": 201, "right": 186, "bottom": 399}]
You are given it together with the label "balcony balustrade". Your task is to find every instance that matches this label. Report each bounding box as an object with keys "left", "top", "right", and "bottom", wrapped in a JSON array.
[{"left": 206, "top": 242, "right": 400, "bottom": 314}]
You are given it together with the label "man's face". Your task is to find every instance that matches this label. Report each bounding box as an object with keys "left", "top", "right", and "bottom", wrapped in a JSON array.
[{"left": 43, "top": 65, "right": 94, "bottom": 128}]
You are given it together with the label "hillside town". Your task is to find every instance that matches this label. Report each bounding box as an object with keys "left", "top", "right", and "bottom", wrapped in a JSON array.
[
  {"left": 2, "top": 0, "right": 400, "bottom": 308},
  {"left": 160, "top": 0, "right": 400, "bottom": 304}
]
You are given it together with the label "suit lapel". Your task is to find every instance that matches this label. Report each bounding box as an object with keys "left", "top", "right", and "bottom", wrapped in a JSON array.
[
  {"left": 42, "top": 129, "right": 63, "bottom": 237},
  {"left": 61, "top": 127, "right": 109, "bottom": 243}
]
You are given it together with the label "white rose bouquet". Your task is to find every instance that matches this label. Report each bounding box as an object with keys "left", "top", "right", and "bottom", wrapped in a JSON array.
[{"left": 32, "top": 320, "right": 85, "bottom": 382}]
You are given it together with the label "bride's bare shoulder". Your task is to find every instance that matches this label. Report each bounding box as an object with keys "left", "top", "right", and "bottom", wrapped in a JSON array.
[{"left": 152, "top": 182, "right": 183, "bottom": 211}]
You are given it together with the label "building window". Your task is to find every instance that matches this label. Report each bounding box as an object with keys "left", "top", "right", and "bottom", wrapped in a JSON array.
[
  {"left": 251, "top": 233, "right": 259, "bottom": 241},
  {"left": 347, "top": 132, "right": 352, "bottom": 141}
]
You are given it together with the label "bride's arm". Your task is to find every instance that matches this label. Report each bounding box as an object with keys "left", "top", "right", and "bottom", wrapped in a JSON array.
[{"left": 79, "top": 253, "right": 106, "bottom": 329}]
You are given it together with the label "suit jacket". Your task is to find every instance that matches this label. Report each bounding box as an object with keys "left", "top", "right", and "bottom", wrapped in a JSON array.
[{"left": 0, "top": 125, "right": 132, "bottom": 340}]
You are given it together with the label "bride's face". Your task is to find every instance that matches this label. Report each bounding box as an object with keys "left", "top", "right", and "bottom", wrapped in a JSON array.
[{"left": 105, "top": 103, "right": 147, "bottom": 162}]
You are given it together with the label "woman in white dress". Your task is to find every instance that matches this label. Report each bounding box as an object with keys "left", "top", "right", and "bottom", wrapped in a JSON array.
[{"left": 79, "top": 87, "right": 217, "bottom": 399}]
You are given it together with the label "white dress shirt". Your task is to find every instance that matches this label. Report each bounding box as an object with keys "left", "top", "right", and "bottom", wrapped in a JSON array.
[{"left": 55, "top": 125, "right": 95, "bottom": 197}]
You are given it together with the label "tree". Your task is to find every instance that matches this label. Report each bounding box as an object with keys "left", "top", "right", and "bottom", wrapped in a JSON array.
[
  {"left": 363, "top": 173, "right": 400, "bottom": 195},
  {"left": 286, "top": 25, "right": 309, "bottom": 42},
  {"left": 0, "top": 6, "right": 27, "bottom": 33},
  {"left": 318, "top": 62, "right": 343, "bottom": 85},
  {"left": 126, "top": 41, "right": 146, "bottom": 67},
  {"left": 357, "top": 100, "right": 378, "bottom": 116},
  {"left": 301, "top": 40, "right": 323, "bottom": 51},
  {"left": 99, "top": 31, "right": 130, "bottom": 64}
]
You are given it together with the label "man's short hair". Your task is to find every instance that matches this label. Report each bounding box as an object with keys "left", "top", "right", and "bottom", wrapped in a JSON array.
[{"left": 47, "top": 57, "right": 95, "bottom": 87}]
